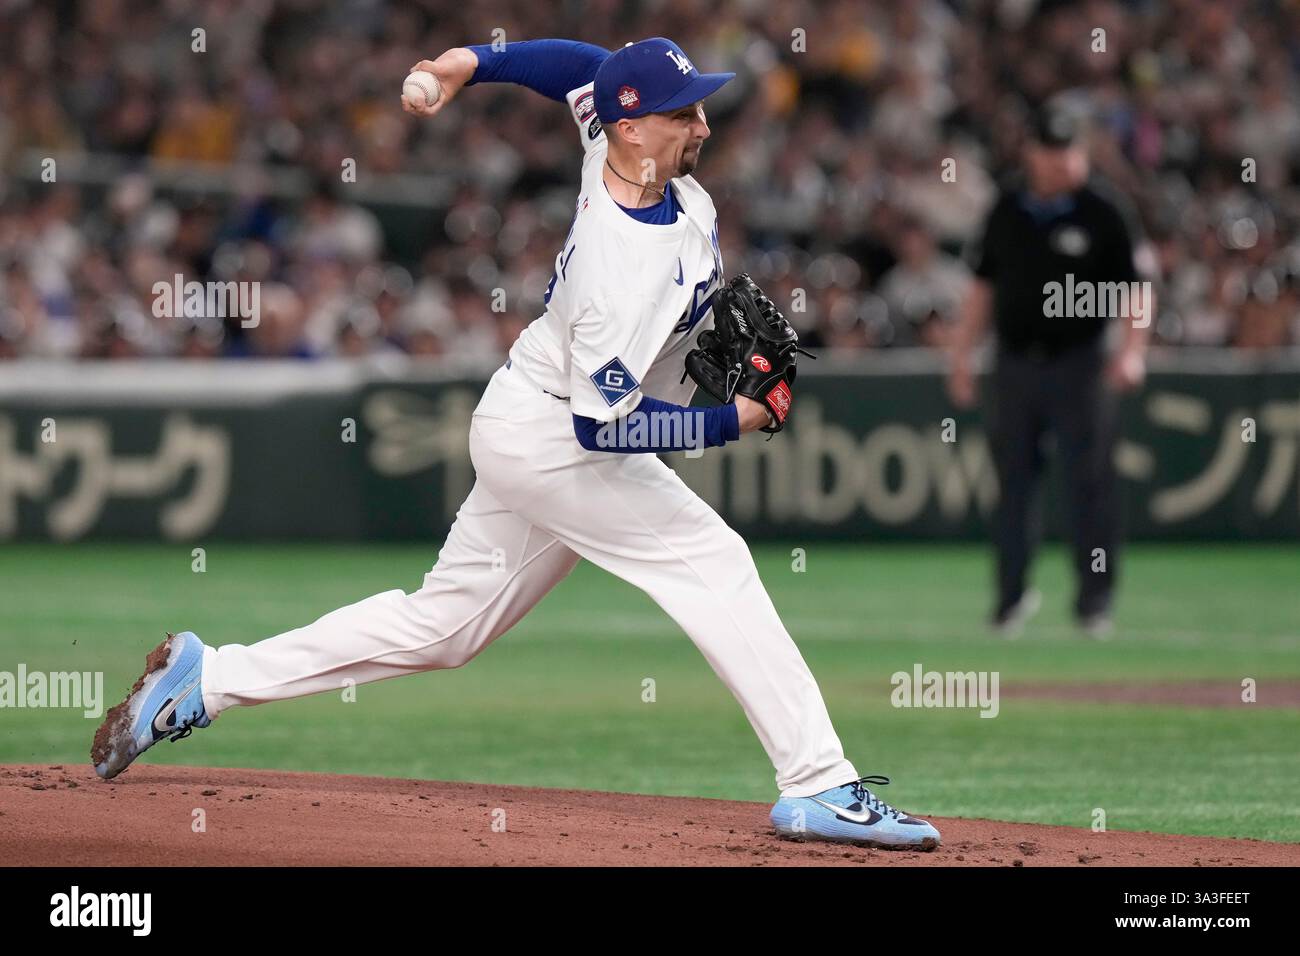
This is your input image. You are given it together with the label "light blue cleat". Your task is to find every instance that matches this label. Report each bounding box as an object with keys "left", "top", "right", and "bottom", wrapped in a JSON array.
[
  {"left": 92, "top": 631, "right": 211, "bottom": 780},
  {"left": 771, "top": 775, "right": 941, "bottom": 850}
]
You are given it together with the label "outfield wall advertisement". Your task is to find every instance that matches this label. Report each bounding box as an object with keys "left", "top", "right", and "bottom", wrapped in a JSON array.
[{"left": 2, "top": 355, "right": 1297, "bottom": 541}]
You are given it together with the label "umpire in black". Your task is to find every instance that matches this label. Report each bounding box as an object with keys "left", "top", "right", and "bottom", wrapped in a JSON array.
[{"left": 947, "top": 105, "right": 1152, "bottom": 638}]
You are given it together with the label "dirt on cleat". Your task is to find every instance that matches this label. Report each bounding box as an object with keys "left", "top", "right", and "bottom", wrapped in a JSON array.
[{"left": 90, "top": 633, "right": 176, "bottom": 773}]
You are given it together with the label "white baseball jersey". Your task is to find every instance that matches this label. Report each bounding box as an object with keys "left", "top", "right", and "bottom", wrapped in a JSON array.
[
  {"left": 198, "top": 70, "right": 859, "bottom": 801},
  {"left": 490, "top": 80, "right": 725, "bottom": 423}
]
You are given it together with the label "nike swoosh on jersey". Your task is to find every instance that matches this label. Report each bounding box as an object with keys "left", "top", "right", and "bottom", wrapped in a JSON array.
[
  {"left": 808, "top": 796, "right": 883, "bottom": 825},
  {"left": 674, "top": 259, "right": 684, "bottom": 285}
]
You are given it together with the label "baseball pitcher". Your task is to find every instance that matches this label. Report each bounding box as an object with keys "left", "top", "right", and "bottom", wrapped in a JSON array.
[{"left": 91, "top": 37, "right": 940, "bottom": 850}]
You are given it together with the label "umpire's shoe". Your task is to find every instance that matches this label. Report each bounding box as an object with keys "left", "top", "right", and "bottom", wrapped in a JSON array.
[
  {"left": 92, "top": 631, "right": 211, "bottom": 780},
  {"left": 770, "top": 775, "right": 941, "bottom": 850},
  {"left": 991, "top": 588, "right": 1042, "bottom": 638}
]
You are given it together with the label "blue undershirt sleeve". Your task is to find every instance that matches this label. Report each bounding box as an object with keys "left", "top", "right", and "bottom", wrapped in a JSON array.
[
  {"left": 465, "top": 39, "right": 611, "bottom": 103},
  {"left": 572, "top": 396, "right": 741, "bottom": 453}
]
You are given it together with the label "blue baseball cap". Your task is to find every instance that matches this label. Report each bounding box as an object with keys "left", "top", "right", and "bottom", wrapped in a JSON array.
[{"left": 594, "top": 38, "right": 735, "bottom": 125}]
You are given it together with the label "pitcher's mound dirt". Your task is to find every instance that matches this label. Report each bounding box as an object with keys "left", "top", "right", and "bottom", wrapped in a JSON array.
[{"left": 2, "top": 765, "right": 1294, "bottom": 866}]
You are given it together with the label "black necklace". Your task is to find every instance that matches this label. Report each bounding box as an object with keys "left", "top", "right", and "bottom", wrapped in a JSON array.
[{"left": 605, "top": 158, "right": 666, "bottom": 204}]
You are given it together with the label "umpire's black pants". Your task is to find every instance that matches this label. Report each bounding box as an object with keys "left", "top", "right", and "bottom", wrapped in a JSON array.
[{"left": 986, "top": 342, "right": 1119, "bottom": 618}]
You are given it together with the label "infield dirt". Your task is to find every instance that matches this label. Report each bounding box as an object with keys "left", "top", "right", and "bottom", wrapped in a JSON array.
[{"left": 2, "top": 764, "right": 1296, "bottom": 866}]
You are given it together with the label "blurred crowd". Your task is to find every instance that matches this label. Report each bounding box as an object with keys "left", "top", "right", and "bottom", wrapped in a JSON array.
[{"left": 2, "top": 0, "right": 1300, "bottom": 361}]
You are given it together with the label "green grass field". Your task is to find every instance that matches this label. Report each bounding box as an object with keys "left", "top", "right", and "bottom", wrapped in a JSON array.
[{"left": 2, "top": 542, "right": 1297, "bottom": 841}]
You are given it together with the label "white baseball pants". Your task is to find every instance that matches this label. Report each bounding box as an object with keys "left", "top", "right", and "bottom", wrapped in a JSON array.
[{"left": 201, "top": 363, "right": 857, "bottom": 797}]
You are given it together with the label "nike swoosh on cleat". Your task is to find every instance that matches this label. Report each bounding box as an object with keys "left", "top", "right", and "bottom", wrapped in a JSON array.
[
  {"left": 152, "top": 679, "right": 200, "bottom": 739},
  {"left": 809, "top": 796, "right": 882, "bottom": 825}
]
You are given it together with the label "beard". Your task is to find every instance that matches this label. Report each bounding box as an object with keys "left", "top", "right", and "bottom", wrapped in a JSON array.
[{"left": 677, "top": 143, "right": 701, "bottom": 176}]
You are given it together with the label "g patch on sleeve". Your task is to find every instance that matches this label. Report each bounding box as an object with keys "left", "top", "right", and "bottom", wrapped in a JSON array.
[{"left": 589, "top": 357, "right": 639, "bottom": 407}]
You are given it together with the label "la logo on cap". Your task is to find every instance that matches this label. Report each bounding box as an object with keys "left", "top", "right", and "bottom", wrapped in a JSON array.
[
  {"left": 618, "top": 86, "right": 640, "bottom": 109},
  {"left": 666, "top": 49, "right": 693, "bottom": 74}
]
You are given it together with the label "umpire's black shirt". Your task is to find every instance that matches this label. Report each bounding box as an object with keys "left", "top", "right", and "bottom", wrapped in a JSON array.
[{"left": 972, "top": 178, "right": 1139, "bottom": 357}]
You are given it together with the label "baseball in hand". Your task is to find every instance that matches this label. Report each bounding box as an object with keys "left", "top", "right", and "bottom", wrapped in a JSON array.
[{"left": 403, "top": 70, "right": 442, "bottom": 109}]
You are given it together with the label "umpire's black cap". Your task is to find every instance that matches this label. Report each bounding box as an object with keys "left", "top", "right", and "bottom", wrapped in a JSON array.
[{"left": 1029, "top": 104, "right": 1084, "bottom": 148}]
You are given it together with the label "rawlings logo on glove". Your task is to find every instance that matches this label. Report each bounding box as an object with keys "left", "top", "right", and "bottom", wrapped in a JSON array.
[{"left": 680, "top": 273, "right": 814, "bottom": 435}]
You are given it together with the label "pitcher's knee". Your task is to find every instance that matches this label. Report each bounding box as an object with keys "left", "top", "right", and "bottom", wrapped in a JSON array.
[
  {"left": 717, "top": 526, "right": 754, "bottom": 563},
  {"left": 394, "top": 624, "right": 490, "bottom": 671},
  {"left": 400, "top": 590, "right": 500, "bottom": 670},
  {"left": 426, "top": 637, "right": 480, "bottom": 669}
]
